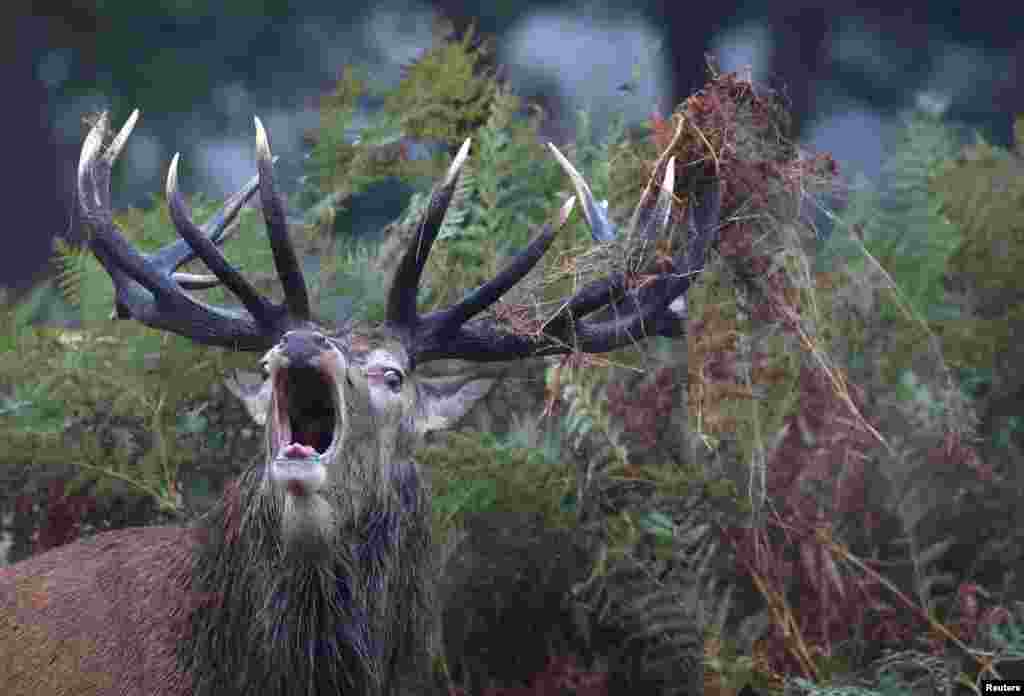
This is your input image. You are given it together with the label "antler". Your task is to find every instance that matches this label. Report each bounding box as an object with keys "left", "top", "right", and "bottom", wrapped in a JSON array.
[
  {"left": 79, "top": 111, "right": 718, "bottom": 361},
  {"left": 77, "top": 110, "right": 312, "bottom": 351},
  {"left": 387, "top": 140, "right": 722, "bottom": 364}
]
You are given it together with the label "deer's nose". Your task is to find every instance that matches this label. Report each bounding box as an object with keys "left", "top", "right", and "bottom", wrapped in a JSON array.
[{"left": 280, "top": 330, "right": 329, "bottom": 367}]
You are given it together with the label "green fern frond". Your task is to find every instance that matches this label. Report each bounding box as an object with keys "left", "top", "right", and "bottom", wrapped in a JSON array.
[
  {"left": 556, "top": 365, "right": 628, "bottom": 468},
  {"left": 385, "top": 19, "right": 497, "bottom": 146},
  {"left": 460, "top": 83, "right": 561, "bottom": 249},
  {"left": 819, "top": 110, "right": 962, "bottom": 324},
  {"left": 51, "top": 237, "right": 89, "bottom": 311},
  {"left": 574, "top": 556, "right": 704, "bottom": 696}
]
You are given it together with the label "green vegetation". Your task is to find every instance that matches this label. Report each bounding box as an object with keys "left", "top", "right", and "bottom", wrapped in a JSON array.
[{"left": 4, "top": 17, "right": 1024, "bottom": 695}]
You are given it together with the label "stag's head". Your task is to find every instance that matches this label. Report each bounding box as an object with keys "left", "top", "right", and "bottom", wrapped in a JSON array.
[
  {"left": 247, "top": 320, "right": 503, "bottom": 547},
  {"left": 77, "top": 109, "right": 719, "bottom": 551}
]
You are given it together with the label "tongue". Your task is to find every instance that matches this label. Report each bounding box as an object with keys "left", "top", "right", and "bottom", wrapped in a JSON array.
[{"left": 282, "top": 442, "right": 318, "bottom": 459}]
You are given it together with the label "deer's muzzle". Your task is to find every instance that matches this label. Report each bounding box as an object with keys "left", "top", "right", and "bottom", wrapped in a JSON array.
[{"left": 267, "top": 331, "right": 342, "bottom": 496}]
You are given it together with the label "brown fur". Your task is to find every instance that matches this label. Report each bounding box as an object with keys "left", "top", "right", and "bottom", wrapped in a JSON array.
[{"left": 0, "top": 527, "right": 194, "bottom": 696}]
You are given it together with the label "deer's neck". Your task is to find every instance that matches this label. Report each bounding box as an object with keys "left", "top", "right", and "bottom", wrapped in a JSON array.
[{"left": 178, "top": 464, "right": 430, "bottom": 696}]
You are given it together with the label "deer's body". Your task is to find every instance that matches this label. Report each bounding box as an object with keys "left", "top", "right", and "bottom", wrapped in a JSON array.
[
  {"left": 0, "top": 464, "right": 434, "bottom": 696},
  {"left": 1, "top": 527, "right": 191, "bottom": 696},
  {"left": 0, "top": 107, "right": 719, "bottom": 695}
]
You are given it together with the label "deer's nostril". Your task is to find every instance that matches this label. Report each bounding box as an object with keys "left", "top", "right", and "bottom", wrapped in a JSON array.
[{"left": 281, "top": 330, "right": 326, "bottom": 366}]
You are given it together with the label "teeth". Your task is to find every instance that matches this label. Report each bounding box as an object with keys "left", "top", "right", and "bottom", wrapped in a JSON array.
[{"left": 281, "top": 442, "right": 318, "bottom": 459}]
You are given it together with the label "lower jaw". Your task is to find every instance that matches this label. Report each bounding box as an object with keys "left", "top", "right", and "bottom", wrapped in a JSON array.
[
  {"left": 269, "top": 453, "right": 329, "bottom": 499},
  {"left": 271, "top": 451, "right": 326, "bottom": 465}
]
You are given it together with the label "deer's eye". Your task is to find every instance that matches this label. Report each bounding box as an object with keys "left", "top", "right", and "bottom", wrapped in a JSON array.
[
  {"left": 366, "top": 366, "right": 404, "bottom": 392},
  {"left": 382, "top": 368, "right": 403, "bottom": 392}
]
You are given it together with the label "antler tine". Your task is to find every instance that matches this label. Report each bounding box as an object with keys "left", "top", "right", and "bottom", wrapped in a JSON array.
[
  {"left": 561, "top": 170, "right": 720, "bottom": 345},
  {"left": 152, "top": 164, "right": 265, "bottom": 278},
  {"left": 548, "top": 141, "right": 677, "bottom": 245},
  {"left": 420, "top": 196, "right": 576, "bottom": 338},
  {"left": 172, "top": 272, "right": 223, "bottom": 290},
  {"left": 76, "top": 110, "right": 302, "bottom": 351},
  {"left": 540, "top": 156, "right": 675, "bottom": 338},
  {"left": 386, "top": 137, "right": 471, "bottom": 330},
  {"left": 166, "top": 153, "right": 276, "bottom": 325},
  {"left": 627, "top": 113, "right": 686, "bottom": 241},
  {"left": 634, "top": 155, "right": 675, "bottom": 240},
  {"left": 78, "top": 110, "right": 186, "bottom": 301},
  {"left": 681, "top": 174, "right": 722, "bottom": 274},
  {"left": 546, "top": 143, "right": 617, "bottom": 242},
  {"left": 76, "top": 110, "right": 137, "bottom": 217},
  {"left": 114, "top": 164, "right": 263, "bottom": 313},
  {"left": 255, "top": 116, "right": 311, "bottom": 321},
  {"left": 403, "top": 144, "right": 720, "bottom": 364}
]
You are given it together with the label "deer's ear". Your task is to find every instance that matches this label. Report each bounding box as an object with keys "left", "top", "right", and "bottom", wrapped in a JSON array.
[
  {"left": 415, "top": 376, "right": 496, "bottom": 434},
  {"left": 225, "top": 370, "right": 273, "bottom": 426}
]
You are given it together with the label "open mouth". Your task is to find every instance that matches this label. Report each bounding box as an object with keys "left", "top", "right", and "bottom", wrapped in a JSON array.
[{"left": 271, "top": 366, "right": 339, "bottom": 461}]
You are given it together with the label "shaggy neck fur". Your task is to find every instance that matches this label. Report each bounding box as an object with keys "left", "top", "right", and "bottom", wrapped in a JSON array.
[{"left": 178, "top": 460, "right": 434, "bottom": 696}]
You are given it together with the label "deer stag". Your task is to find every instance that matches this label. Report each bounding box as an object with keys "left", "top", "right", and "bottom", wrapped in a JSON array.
[{"left": 0, "top": 109, "right": 720, "bottom": 696}]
